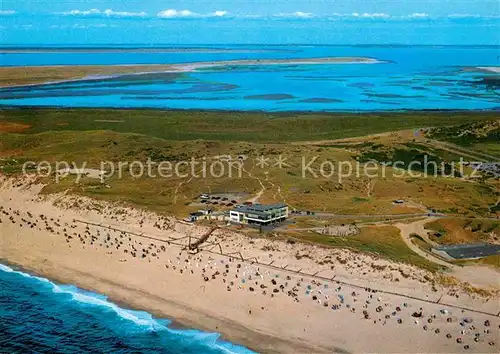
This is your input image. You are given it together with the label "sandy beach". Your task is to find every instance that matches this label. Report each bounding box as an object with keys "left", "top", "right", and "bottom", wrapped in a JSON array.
[
  {"left": 0, "top": 57, "right": 381, "bottom": 88},
  {"left": 1, "top": 175, "right": 499, "bottom": 353}
]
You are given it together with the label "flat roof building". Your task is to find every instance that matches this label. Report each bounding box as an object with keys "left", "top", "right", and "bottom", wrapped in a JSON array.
[{"left": 230, "top": 203, "right": 288, "bottom": 225}]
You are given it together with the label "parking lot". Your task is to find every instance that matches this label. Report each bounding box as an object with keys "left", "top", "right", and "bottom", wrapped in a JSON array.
[{"left": 433, "top": 243, "right": 500, "bottom": 259}]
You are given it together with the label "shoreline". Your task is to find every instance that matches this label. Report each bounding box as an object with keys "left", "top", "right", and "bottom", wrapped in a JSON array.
[
  {"left": 0, "top": 57, "right": 382, "bottom": 89},
  {"left": 0, "top": 259, "right": 279, "bottom": 354},
  {"left": 1, "top": 176, "right": 499, "bottom": 353},
  {"left": 2, "top": 104, "right": 500, "bottom": 114}
]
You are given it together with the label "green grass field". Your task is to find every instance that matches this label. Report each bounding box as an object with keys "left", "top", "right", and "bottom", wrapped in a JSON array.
[
  {"left": 429, "top": 119, "right": 500, "bottom": 158},
  {"left": 2, "top": 107, "right": 499, "bottom": 142}
]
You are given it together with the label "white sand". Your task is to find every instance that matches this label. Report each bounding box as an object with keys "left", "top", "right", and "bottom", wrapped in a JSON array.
[
  {"left": 1, "top": 175, "right": 499, "bottom": 353},
  {"left": 476, "top": 67, "right": 500, "bottom": 74}
]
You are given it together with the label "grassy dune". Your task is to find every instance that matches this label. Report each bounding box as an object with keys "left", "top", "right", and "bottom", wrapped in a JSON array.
[
  {"left": 291, "top": 226, "right": 442, "bottom": 272},
  {"left": 424, "top": 218, "right": 499, "bottom": 245},
  {"left": 1, "top": 129, "right": 497, "bottom": 218},
  {"left": 1, "top": 108, "right": 498, "bottom": 270}
]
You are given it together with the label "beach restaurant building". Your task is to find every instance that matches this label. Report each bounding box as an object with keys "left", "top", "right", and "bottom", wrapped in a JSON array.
[{"left": 229, "top": 203, "right": 288, "bottom": 225}]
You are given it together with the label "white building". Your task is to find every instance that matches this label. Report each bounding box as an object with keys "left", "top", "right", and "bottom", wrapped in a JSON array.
[{"left": 230, "top": 203, "right": 288, "bottom": 225}]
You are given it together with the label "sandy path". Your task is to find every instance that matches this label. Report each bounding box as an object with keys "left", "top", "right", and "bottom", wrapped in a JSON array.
[
  {"left": 396, "top": 218, "right": 458, "bottom": 268},
  {"left": 395, "top": 218, "right": 500, "bottom": 289}
]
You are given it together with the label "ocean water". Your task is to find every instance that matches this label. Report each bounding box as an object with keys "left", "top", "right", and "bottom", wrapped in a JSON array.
[
  {"left": 0, "top": 45, "right": 498, "bottom": 111},
  {"left": 0, "top": 264, "right": 255, "bottom": 354}
]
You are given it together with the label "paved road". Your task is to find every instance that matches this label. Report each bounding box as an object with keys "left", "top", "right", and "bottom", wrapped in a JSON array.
[
  {"left": 293, "top": 212, "right": 432, "bottom": 219},
  {"left": 293, "top": 211, "right": 499, "bottom": 222}
]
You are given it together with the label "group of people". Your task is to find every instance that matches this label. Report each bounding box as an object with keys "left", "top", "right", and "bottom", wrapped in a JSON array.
[{"left": 2, "top": 204, "right": 498, "bottom": 352}]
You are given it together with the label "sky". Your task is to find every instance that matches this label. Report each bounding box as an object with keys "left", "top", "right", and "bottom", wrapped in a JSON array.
[{"left": 1, "top": 0, "right": 499, "bottom": 45}]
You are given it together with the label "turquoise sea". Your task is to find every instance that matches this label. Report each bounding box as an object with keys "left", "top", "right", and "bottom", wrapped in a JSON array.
[
  {"left": 0, "top": 45, "right": 498, "bottom": 111},
  {"left": 0, "top": 263, "right": 255, "bottom": 354}
]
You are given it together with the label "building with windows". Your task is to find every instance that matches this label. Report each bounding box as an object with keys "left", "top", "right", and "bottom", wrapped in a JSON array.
[{"left": 229, "top": 203, "right": 288, "bottom": 225}]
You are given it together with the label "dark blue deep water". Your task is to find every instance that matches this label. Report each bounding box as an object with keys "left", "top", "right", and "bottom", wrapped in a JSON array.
[{"left": 0, "top": 264, "right": 254, "bottom": 354}]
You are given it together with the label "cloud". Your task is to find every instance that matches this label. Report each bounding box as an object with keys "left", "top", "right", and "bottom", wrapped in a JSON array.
[
  {"left": 407, "top": 13, "right": 429, "bottom": 18},
  {"left": 61, "top": 9, "right": 100, "bottom": 16},
  {"left": 352, "top": 12, "right": 390, "bottom": 18},
  {"left": 157, "top": 9, "right": 229, "bottom": 19},
  {"left": 103, "top": 9, "right": 147, "bottom": 17},
  {"left": 274, "top": 11, "right": 314, "bottom": 19},
  {"left": 213, "top": 11, "right": 228, "bottom": 17},
  {"left": 157, "top": 9, "right": 195, "bottom": 18},
  {"left": 49, "top": 23, "right": 116, "bottom": 29},
  {"left": 0, "top": 10, "right": 16, "bottom": 15},
  {"left": 59, "top": 9, "right": 147, "bottom": 18},
  {"left": 26, "top": 9, "right": 499, "bottom": 21}
]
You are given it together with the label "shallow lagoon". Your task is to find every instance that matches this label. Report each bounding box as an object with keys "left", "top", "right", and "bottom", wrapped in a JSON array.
[{"left": 0, "top": 45, "right": 498, "bottom": 111}]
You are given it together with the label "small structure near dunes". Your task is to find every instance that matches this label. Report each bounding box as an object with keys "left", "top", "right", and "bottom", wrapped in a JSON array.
[{"left": 432, "top": 243, "right": 500, "bottom": 260}]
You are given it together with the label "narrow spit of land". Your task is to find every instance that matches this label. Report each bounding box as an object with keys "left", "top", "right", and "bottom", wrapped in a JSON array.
[{"left": 0, "top": 56, "right": 380, "bottom": 87}]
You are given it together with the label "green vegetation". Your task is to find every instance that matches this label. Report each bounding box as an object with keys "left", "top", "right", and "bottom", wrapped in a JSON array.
[
  {"left": 403, "top": 142, "right": 468, "bottom": 161},
  {"left": 1, "top": 108, "right": 498, "bottom": 271},
  {"left": 292, "top": 226, "right": 442, "bottom": 272},
  {"left": 1, "top": 107, "right": 498, "bottom": 142},
  {"left": 425, "top": 219, "right": 499, "bottom": 245},
  {"left": 476, "top": 255, "right": 500, "bottom": 268},
  {"left": 355, "top": 140, "right": 470, "bottom": 176},
  {"left": 453, "top": 255, "right": 500, "bottom": 269},
  {"left": 410, "top": 234, "right": 433, "bottom": 252},
  {"left": 429, "top": 119, "right": 500, "bottom": 157},
  {"left": 357, "top": 147, "right": 460, "bottom": 175},
  {"left": 425, "top": 221, "right": 447, "bottom": 236},
  {"left": 1, "top": 128, "right": 497, "bottom": 218}
]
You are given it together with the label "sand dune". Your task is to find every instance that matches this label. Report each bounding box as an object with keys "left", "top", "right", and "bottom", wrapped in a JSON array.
[{"left": 1, "top": 175, "right": 499, "bottom": 353}]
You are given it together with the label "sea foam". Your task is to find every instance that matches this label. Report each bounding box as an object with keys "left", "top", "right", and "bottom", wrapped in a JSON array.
[{"left": 0, "top": 263, "right": 255, "bottom": 354}]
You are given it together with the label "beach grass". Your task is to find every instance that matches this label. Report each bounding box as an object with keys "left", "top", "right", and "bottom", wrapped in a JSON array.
[
  {"left": 290, "top": 225, "right": 442, "bottom": 272},
  {"left": 424, "top": 218, "right": 499, "bottom": 245},
  {"left": 453, "top": 255, "right": 500, "bottom": 269},
  {"left": 1, "top": 128, "right": 497, "bottom": 219}
]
